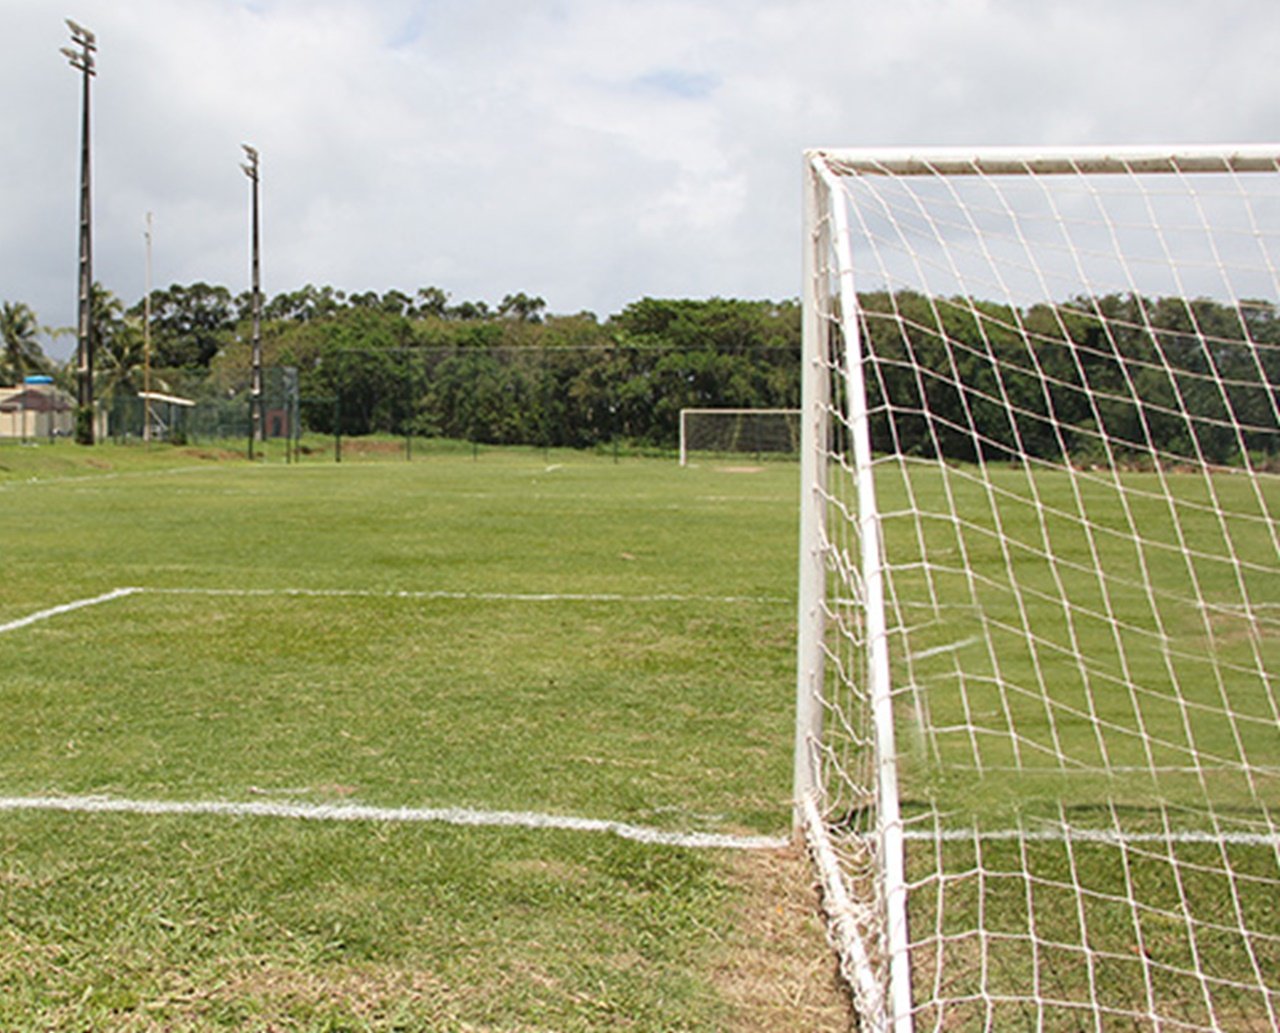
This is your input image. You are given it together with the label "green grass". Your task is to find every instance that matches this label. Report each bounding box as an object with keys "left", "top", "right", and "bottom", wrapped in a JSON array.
[
  {"left": 866, "top": 458, "right": 1280, "bottom": 1027},
  {"left": 9, "top": 439, "right": 1275, "bottom": 1028},
  {"left": 0, "top": 440, "right": 850, "bottom": 1032},
  {"left": 1, "top": 814, "right": 731, "bottom": 1031},
  {"left": 875, "top": 461, "right": 1280, "bottom": 818},
  {"left": 0, "top": 592, "right": 791, "bottom": 831}
]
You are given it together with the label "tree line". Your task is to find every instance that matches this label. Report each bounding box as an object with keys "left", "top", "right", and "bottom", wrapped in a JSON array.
[
  {"left": 4, "top": 284, "right": 1277, "bottom": 464},
  {"left": 0, "top": 287, "right": 803, "bottom": 450},
  {"left": 859, "top": 291, "right": 1280, "bottom": 467}
]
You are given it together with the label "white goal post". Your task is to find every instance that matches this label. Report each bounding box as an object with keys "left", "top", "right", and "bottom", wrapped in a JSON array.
[
  {"left": 796, "top": 145, "right": 1280, "bottom": 1032},
  {"left": 678, "top": 407, "right": 801, "bottom": 466}
]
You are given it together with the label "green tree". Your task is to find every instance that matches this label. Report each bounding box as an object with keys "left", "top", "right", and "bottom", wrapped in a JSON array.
[
  {"left": 95, "top": 318, "right": 146, "bottom": 402},
  {"left": 498, "top": 292, "right": 547, "bottom": 323},
  {"left": 448, "top": 299, "right": 491, "bottom": 321},
  {"left": 264, "top": 284, "right": 347, "bottom": 323},
  {"left": 135, "top": 282, "right": 236, "bottom": 369},
  {"left": 0, "top": 301, "right": 48, "bottom": 384},
  {"left": 414, "top": 286, "right": 450, "bottom": 319}
]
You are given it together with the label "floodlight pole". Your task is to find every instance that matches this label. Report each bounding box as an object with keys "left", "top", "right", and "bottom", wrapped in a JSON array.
[
  {"left": 241, "top": 144, "right": 262, "bottom": 459},
  {"left": 143, "top": 212, "right": 153, "bottom": 445},
  {"left": 62, "top": 19, "right": 96, "bottom": 444}
]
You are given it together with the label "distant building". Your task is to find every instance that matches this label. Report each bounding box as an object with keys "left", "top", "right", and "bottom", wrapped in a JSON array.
[{"left": 0, "top": 380, "right": 75, "bottom": 439}]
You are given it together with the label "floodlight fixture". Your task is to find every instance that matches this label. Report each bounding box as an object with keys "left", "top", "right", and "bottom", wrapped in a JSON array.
[{"left": 65, "top": 18, "right": 96, "bottom": 47}]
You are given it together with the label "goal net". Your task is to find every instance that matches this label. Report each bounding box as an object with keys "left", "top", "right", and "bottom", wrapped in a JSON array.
[
  {"left": 678, "top": 408, "right": 801, "bottom": 466},
  {"left": 796, "top": 146, "right": 1280, "bottom": 1032}
]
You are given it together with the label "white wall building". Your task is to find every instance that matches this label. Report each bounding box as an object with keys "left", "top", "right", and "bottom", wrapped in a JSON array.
[{"left": 0, "top": 382, "right": 75, "bottom": 439}]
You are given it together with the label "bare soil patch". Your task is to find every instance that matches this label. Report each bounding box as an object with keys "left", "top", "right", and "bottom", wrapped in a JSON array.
[{"left": 343, "top": 439, "right": 406, "bottom": 456}]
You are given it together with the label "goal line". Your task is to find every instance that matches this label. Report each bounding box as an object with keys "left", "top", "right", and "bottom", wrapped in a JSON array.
[
  {"left": 8, "top": 792, "right": 1269, "bottom": 850},
  {"left": 0, "top": 583, "right": 789, "bottom": 637},
  {"left": 0, "top": 794, "right": 789, "bottom": 851}
]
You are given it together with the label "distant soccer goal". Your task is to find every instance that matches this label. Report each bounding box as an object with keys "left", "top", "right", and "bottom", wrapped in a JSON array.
[
  {"left": 796, "top": 146, "right": 1280, "bottom": 1031},
  {"left": 678, "top": 408, "right": 801, "bottom": 466}
]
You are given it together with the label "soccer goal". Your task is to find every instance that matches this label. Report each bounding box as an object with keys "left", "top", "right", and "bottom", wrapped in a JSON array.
[
  {"left": 796, "top": 146, "right": 1280, "bottom": 1032},
  {"left": 678, "top": 408, "right": 801, "bottom": 466}
]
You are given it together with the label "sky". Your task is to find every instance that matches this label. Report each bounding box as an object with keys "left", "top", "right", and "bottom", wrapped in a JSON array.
[{"left": 2, "top": 0, "right": 1279, "bottom": 360}]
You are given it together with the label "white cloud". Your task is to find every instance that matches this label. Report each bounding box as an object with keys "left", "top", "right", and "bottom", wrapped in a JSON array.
[{"left": 1, "top": 0, "right": 1277, "bottom": 360}]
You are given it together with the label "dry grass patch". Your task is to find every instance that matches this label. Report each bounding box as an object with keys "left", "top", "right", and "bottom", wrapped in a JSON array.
[{"left": 713, "top": 845, "right": 852, "bottom": 1032}]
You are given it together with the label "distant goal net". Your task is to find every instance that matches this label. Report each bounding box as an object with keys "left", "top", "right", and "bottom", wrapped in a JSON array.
[
  {"left": 678, "top": 408, "right": 801, "bottom": 466},
  {"left": 796, "top": 146, "right": 1280, "bottom": 1031}
]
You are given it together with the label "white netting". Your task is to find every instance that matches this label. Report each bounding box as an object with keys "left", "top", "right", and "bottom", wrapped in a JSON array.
[
  {"left": 797, "top": 147, "right": 1280, "bottom": 1031},
  {"left": 679, "top": 408, "right": 801, "bottom": 465}
]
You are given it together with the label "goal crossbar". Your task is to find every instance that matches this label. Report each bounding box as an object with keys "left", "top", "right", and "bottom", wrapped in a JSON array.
[{"left": 811, "top": 143, "right": 1280, "bottom": 177}]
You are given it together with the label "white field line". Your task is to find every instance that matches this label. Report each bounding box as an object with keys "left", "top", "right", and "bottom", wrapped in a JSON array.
[
  {"left": 0, "top": 587, "right": 141, "bottom": 635},
  {"left": 900, "top": 827, "right": 1280, "bottom": 846},
  {"left": 934, "top": 763, "right": 1280, "bottom": 775},
  {"left": 7, "top": 792, "right": 1270, "bottom": 849},
  {"left": 0, "top": 795, "right": 788, "bottom": 851},
  {"left": 144, "top": 586, "right": 790, "bottom": 605},
  {"left": 906, "top": 636, "right": 979, "bottom": 662},
  {"left": 0, "top": 464, "right": 219, "bottom": 493},
  {"left": 0, "top": 584, "right": 788, "bottom": 639}
]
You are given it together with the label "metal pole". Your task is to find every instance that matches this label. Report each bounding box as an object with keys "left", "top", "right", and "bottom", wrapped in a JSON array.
[
  {"left": 62, "top": 21, "right": 96, "bottom": 444},
  {"left": 818, "top": 157, "right": 914, "bottom": 1033},
  {"left": 794, "top": 155, "right": 831, "bottom": 831},
  {"left": 79, "top": 58, "right": 92, "bottom": 436},
  {"left": 143, "top": 212, "right": 152, "bottom": 445},
  {"left": 241, "top": 144, "right": 262, "bottom": 459}
]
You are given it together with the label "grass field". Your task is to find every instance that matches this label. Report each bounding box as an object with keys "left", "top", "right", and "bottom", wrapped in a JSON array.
[
  {"left": 0, "top": 440, "right": 850, "bottom": 1032},
  {"left": 8, "top": 438, "right": 1275, "bottom": 1029},
  {"left": 863, "top": 458, "right": 1280, "bottom": 1029},
  {"left": 877, "top": 461, "right": 1280, "bottom": 815}
]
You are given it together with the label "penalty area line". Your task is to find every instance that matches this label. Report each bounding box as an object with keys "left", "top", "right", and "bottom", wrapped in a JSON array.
[
  {"left": 0, "top": 795, "right": 789, "bottom": 852},
  {"left": 144, "top": 586, "right": 790, "bottom": 606},
  {"left": 1, "top": 586, "right": 789, "bottom": 632},
  {"left": 0, "top": 587, "right": 142, "bottom": 636}
]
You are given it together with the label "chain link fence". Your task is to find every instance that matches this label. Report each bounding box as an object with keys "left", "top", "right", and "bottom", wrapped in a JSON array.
[
  {"left": 101, "top": 367, "right": 299, "bottom": 448},
  {"left": 95, "top": 343, "right": 800, "bottom": 459}
]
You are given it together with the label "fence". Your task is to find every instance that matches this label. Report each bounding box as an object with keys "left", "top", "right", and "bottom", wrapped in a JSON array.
[{"left": 97, "top": 344, "right": 800, "bottom": 456}]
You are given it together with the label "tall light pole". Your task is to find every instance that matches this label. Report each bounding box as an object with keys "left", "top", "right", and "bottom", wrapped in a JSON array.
[
  {"left": 143, "top": 212, "right": 153, "bottom": 445},
  {"left": 61, "top": 18, "right": 96, "bottom": 444},
  {"left": 241, "top": 143, "right": 262, "bottom": 459}
]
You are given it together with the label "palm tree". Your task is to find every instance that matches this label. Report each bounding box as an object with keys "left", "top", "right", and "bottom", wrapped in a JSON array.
[
  {"left": 0, "top": 301, "right": 48, "bottom": 385},
  {"left": 90, "top": 285, "right": 151, "bottom": 401},
  {"left": 95, "top": 301, "right": 174, "bottom": 440},
  {"left": 95, "top": 319, "right": 146, "bottom": 402}
]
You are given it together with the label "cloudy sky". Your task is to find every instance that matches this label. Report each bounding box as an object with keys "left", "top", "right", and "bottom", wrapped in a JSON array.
[{"left": 2, "top": 0, "right": 1278, "bottom": 359}]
